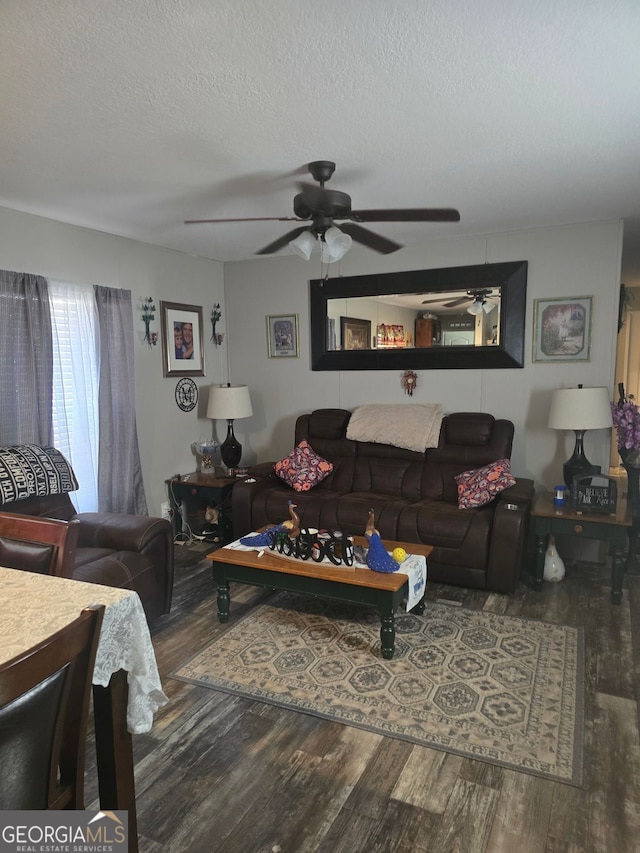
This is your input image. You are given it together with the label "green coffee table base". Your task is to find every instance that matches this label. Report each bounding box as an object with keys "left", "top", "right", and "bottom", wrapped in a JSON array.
[{"left": 211, "top": 562, "right": 424, "bottom": 660}]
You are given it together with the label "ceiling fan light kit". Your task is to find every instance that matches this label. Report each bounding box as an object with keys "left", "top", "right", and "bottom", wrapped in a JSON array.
[
  {"left": 467, "top": 300, "right": 485, "bottom": 316},
  {"left": 289, "top": 230, "right": 316, "bottom": 260},
  {"left": 185, "top": 160, "right": 460, "bottom": 258},
  {"left": 322, "top": 225, "right": 352, "bottom": 261}
]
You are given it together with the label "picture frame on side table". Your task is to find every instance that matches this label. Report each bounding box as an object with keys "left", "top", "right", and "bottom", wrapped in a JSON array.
[
  {"left": 161, "top": 301, "right": 205, "bottom": 377},
  {"left": 267, "top": 314, "right": 299, "bottom": 358},
  {"left": 532, "top": 296, "right": 593, "bottom": 363}
]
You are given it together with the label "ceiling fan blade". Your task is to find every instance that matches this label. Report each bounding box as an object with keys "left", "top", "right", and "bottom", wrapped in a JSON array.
[
  {"left": 184, "top": 216, "right": 301, "bottom": 224},
  {"left": 256, "top": 226, "right": 309, "bottom": 255},
  {"left": 349, "top": 208, "right": 460, "bottom": 223},
  {"left": 339, "top": 222, "right": 402, "bottom": 254},
  {"left": 420, "top": 295, "right": 470, "bottom": 308}
]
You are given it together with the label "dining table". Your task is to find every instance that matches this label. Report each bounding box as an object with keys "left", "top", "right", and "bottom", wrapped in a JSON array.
[{"left": 0, "top": 566, "right": 168, "bottom": 853}]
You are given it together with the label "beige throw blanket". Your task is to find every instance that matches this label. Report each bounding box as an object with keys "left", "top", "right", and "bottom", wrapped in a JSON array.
[{"left": 346, "top": 404, "right": 444, "bottom": 453}]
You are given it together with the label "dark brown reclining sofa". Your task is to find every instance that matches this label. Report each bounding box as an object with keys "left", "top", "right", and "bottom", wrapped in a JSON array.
[
  {"left": 0, "top": 446, "right": 173, "bottom": 624},
  {"left": 233, "top": 409, "right": 534, "bottom": 594}
]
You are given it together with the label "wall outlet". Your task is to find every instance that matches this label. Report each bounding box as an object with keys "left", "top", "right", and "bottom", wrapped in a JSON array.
[{"left": 160, "top": 501, "right": 172, "bottom": 520}]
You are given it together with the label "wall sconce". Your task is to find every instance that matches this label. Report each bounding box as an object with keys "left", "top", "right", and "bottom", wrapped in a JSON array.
[
  {"left": 211, "top": 303, "right": 223, "bottom": 345},
  {"left": 140, "top": 296, "right": 157, "bottom": 346}
]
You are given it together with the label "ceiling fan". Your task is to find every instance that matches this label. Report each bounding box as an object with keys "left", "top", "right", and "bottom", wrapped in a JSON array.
[
  {"left": 184, "top": 160, "right": 460, "bottom": 257},
  {"left": 421, "top": 288, "right": 500, "bottom": 314}
]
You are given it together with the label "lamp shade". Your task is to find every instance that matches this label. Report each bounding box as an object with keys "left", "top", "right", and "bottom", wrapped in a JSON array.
[
  {"left": 206, "top": 384, "right": 253, "bottom": 421},
  {"left": 548, "top": 386, "right": 612, "bottom": 430}
]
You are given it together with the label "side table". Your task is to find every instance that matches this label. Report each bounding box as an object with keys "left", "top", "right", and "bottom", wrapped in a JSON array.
[
  {"left": 531, "top": 491, "right": 632, "bottom": 604},
  {"left": 165, "top": 473, "right": 237, "bottom": 543}
]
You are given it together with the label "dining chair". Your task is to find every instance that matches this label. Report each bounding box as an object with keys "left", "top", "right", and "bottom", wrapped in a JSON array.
[
  {"left": 0, "top": 604, "right": 105, "bottom": 810},
  {"left": 0, "top": 510, "right": 80, "bottom": 577}
]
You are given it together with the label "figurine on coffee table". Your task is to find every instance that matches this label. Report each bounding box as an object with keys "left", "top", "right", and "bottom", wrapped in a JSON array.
[{"left": 365, "top": 509, "right": 400, "bottom": 573}]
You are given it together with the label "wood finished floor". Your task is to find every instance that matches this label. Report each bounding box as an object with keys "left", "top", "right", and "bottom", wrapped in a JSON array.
[{"left": 87, "top": 546, "right": 640, "bottom": 852}]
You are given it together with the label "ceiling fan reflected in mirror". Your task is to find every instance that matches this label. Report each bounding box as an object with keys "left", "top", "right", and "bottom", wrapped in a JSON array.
[
  {"left": 422, "top": 288, "right": 500, "bottom": 315},
  {"left": 184, "top": 160, "right": 460, "bottom": 260}
]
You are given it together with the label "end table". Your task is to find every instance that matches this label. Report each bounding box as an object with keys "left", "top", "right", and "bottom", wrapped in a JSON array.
[
  {"left": 531, "top": 491, "right": 632, "bottom": 604},
  {"left": 165, "top": 473, "right": 237, "bottom": 543}
]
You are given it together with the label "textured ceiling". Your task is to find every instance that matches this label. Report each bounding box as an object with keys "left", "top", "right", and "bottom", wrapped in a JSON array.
[{"left": 2, "top": 0, "right": 640, "bottom": 278}]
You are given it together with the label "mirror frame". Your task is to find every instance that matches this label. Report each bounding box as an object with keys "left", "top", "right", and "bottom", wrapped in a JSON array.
[{"left": 310, "top": 260, "right": 527, "bottom": 370}]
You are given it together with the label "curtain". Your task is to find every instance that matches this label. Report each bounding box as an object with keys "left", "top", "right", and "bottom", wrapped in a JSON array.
[
  {"left": 49, "top": 281, "right": 100, "bottom": 512},
  {"left": 94, "top": 285, "right": 147, "bottom": 514},
  {"left": 0, "top": 270, "right": 53, "bottom": 445}
]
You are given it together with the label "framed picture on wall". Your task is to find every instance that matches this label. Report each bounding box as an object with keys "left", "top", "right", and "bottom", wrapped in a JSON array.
[
  {"left": 266, "top": 314, "right": 299, "bottom": 358},
  {"left": 160, "top": 301, "right": 205, "bottom": 377},
  {"left": 532, "top": 296, "right": 593, "bottom": 363},
  {"left": 340, "top": 316, "right": 371, "bottom": 350}
]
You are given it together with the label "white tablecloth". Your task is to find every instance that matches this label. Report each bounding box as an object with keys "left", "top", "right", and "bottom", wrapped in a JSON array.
[{"left": 0, "top": 567, "right": 168, "bottom": 733}]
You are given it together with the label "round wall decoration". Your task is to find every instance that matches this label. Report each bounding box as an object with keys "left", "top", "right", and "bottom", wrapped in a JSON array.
[{"left": 175, "top": 378, "right": 198, "bottom": 412}]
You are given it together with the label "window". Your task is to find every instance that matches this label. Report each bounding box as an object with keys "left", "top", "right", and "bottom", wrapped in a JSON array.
[{"left": 49, "top": 282, "right": 100, "bottom": 512}]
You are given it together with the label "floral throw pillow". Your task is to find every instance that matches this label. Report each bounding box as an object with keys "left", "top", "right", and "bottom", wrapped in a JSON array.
[
  {"left": 274, "top": 440, "right": 334, "bottom": 492},
  {"left": 455, "top": 458, "right": 516, "bottom": 509}
]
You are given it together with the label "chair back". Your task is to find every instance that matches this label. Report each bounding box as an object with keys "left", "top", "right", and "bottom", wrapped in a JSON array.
[
  {"left": 0, "top": 604, "right": 104, "bottom": 810},
  {"left": 0, "top": 511, "right": 80, "bottom": 577}
]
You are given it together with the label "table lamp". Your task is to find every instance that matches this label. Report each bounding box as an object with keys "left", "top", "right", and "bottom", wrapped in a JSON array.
[
  {"left": 548, "top": 385, "right": 613, "bottom": 488},
  {"left": 206, "top": 384, "right": 253, "bottom": 469}
]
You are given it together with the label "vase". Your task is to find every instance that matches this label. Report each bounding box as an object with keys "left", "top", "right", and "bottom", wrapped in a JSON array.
[
  {"left": 543, "top": 535, "right": 565, "bottom": 583},
  {"left": 622, "top": 461, "right": 640, "bottom": 516}
]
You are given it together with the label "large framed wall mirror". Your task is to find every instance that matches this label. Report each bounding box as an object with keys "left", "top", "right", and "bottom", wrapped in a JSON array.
[{"left": 310, "top": 260, "right": 527, "bottom": 370}]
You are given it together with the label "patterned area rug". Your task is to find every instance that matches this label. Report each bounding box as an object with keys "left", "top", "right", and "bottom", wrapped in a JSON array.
[{"left": 172, "top": 593, "right": 584, "bottom": 785}]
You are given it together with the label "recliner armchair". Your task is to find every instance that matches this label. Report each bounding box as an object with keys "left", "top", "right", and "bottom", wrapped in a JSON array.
[{"left": 0, "top": 446, "right": 173, "bottom": 624}]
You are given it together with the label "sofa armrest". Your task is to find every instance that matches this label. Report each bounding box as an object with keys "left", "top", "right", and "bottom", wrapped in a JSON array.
[
  {"left": 486, "top": 478, "right": 535, "bottom": 594},
  {"left": 498, "top": 478, "right": 535, "bottom": 506},
  {"left": 232, "top": 472, "right": 279, "bottom": 538},
  {"left": 246, "top": 461, "right": 277, "bottom": 478}
]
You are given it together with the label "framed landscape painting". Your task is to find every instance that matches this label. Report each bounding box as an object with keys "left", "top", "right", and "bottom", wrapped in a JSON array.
[{"left": 532, "top": 296, "right": 592, "bottom": 363}]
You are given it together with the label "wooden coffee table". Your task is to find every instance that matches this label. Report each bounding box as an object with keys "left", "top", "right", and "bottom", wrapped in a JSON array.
[{"left": 208, "top": 536, "right": 433, "bottom": 659}]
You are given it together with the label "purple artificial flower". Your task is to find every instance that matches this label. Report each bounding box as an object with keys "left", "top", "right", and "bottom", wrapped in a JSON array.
[{"left": 611, "top": 399, "right": 640, "bottom": 459}]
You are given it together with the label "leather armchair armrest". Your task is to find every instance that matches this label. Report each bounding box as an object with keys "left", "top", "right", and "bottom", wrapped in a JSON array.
[
  {"left": 76, "top": 513, "right": 174, "bottom": 616},
  {"left": 75, "top": 513, "right": 172, "bottom": 553}
]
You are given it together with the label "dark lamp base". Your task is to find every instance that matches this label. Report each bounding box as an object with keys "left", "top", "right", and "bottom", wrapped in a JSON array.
[
  {"left": 221, "top": 420, "right": 242, "bottom": 469},
  {"left": 563, "top": 429, "right": 598, "bottom": 488}
]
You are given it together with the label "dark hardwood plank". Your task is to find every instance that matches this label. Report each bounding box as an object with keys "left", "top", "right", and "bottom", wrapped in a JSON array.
[
  {"left": 586, "top": 692, "right": 640, "bottom": 853},
  {"left": 430, "top": 777, "right": 499, "bottom": 852}
]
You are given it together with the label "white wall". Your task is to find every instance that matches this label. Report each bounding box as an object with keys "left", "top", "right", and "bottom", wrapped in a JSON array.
[
  {"left": 224, "top": 220, "right": 624, "bottom": 490},
  {"left": 0, "top": 206, "right": 226, "bottom": 516},
  {"left": 0, "top": 207, "right": 623, "bottom": 511}
]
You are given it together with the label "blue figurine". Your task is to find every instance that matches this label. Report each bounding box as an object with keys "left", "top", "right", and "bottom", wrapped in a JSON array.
[
  {"left": 365, "top": 509, "right": 400, "bottom": 573},
  {"left": 240, "top": 525, "right": 286, "bottom": 547},
  {"left": 240, "top": 500, "right": 300, "bottom": 547}
]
